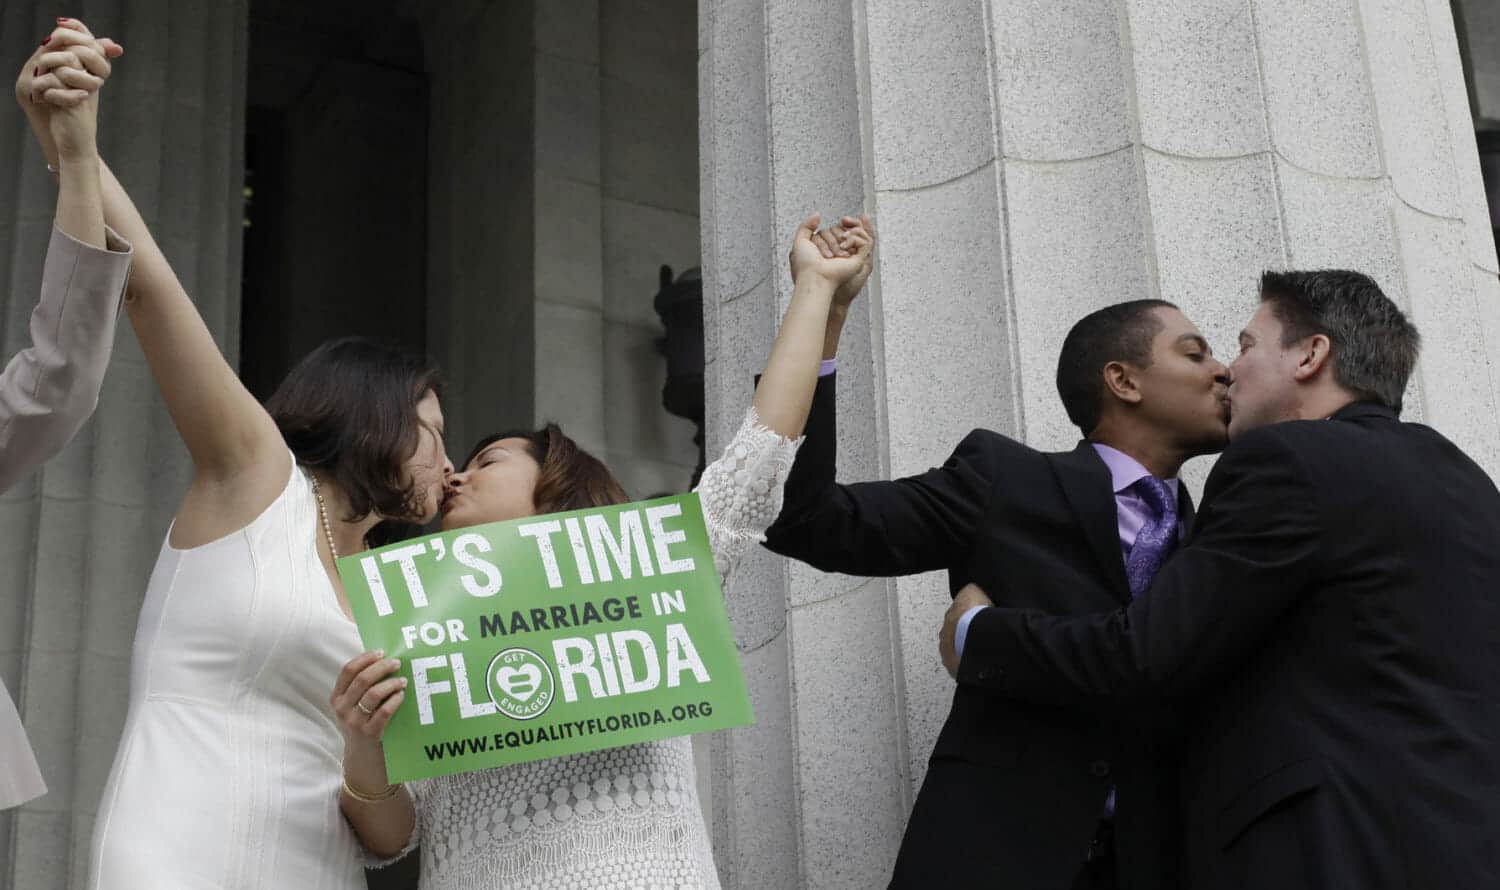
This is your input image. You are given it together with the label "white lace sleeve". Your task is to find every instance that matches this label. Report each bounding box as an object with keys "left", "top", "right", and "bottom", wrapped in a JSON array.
[
  {"left": 693, "top": 406, "right": 803, "bottom": 586},
  {"left": 361, "top": 778, "right": 425, "bottom": 868}
]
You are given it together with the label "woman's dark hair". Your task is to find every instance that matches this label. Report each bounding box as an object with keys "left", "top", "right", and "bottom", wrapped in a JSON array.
[
  {"left": 463, "top": 424, "right": 628, "bottom": 513},
  {"left": 265, "top": 337, "right": 443, "bottom": 545}
]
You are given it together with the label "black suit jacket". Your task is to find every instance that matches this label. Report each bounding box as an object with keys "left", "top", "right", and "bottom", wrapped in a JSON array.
[
  {"left": 961, "top": 402, "right": 1500, "bottom": 889},
  {"left": 763, "top": 373, "right": 1190, "bottom": 890}
]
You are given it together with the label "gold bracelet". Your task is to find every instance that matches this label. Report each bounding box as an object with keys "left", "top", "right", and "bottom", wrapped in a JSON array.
[{"left": 341, "top": 775, "right": 402, "bottom": 804}]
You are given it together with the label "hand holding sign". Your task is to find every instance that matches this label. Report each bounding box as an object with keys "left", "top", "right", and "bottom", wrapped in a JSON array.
[
  {"left": 331, "top": 649, "right": 414, "bottom": 825},
  {"left": 332, "top": 651, "right": 407, "bottom": 744}
]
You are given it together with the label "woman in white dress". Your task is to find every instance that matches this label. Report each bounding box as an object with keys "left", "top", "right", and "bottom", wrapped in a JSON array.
[
  {"left": 23, "top": 22, "right": 454, "bottom": 890},
  {"left": 332, "top": 214, "right": 875, "bottom": 889}
]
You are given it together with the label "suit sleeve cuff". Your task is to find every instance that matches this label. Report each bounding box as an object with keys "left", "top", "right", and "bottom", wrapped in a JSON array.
[
  {"left": 47, "top": 224, "right": 134, "bottom": 309},
  {"left": 954, "top": 605, "right": 987, "bottom": 658},
  {"left": 51, "top": 223, "right": 134, "bottom": 257}
]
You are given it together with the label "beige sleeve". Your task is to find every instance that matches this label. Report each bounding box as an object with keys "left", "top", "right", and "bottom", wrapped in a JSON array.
[{"left": 0, "top": 224, "right": 132, "bottom": 492}]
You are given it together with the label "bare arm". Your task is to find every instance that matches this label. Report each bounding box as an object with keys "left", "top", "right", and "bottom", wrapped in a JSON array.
[
  {"left": 49, "top": 97, "right": 105, "bottom": 248},
  {"left": 25, "top": 23, "right": 289, "bottom": 545},
  {"left": 101, "top": 160, "right": 292, "bottom": 542},
  {"left": 750, "top": 214, "right": 873, "bottom": 438},
  {"left": 98, "top": 159, "right": 286, "bottom": 478}
]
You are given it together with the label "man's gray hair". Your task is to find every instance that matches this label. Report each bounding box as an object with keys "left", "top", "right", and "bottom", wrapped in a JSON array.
[{"left": 1259, "top": 270, "right": 1420, "bottom": 412}]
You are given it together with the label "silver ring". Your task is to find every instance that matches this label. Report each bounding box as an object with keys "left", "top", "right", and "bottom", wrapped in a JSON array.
[{"left": 356, "top": 700, "right": 375, "bottom": 716}]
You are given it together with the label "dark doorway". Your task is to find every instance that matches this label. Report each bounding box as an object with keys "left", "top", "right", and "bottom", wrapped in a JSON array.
[{"left": 241, "top": 1, "right": 429, "bottom": 400}]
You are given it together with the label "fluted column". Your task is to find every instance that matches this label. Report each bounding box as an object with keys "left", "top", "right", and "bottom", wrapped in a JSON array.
[
  {"left": 0, "top": 4, "right": 248, "bottom": 888},
  {"left": 700, "top": 0, "right": 1500, "bottom": 886}
]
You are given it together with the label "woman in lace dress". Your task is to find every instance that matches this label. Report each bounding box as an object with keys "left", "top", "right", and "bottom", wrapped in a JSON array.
[
  {"left": 332, "top": 214, "right": 875, "bottom": 889},
  {"left": 21, "top": 21, "right": 455, "bottom": 889}
]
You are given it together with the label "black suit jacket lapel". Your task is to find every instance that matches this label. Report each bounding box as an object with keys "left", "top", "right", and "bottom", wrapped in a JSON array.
[
  {"left": 1049, "top": 443, "right": 1132, "bottom": 604},
  {"left": 1178, "top": 484, "right": 1197, "bottom": 539}
]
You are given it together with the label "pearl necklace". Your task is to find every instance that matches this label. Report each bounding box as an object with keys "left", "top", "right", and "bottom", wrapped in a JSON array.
[{"left": 309, "top": 474, "right": 340, "bottom": 561}]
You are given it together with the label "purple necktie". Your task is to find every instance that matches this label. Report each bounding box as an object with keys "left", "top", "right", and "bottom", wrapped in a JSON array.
[{"left": 1124, "top": 476, "right": 1178, "bottom": 599}]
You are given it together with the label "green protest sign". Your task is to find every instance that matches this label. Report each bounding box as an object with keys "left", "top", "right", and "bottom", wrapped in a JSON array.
[{"left": 337, "top": 493, "right": 754, "bottom": 782}]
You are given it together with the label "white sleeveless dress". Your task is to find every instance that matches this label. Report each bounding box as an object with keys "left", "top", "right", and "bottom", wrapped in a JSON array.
[
  {"left": 374, "top": 408, "right": 800, "bottom": 890},
  {"left": 88, "top": 455, "right": 365, "bottom": 889}
]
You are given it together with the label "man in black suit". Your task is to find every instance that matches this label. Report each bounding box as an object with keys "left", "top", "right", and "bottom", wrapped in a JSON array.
[
  {"left": 947, "top": 270, "right": 1500, "bottom": 889},
  {"left": 763, "top": 237, "right": 1231, "bottom": 887}
]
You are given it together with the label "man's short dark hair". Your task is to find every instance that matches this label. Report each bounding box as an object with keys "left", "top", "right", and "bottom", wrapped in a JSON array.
[
  {"left": 1056, "top": 300, "right": 1177, "bottom": 435},
  {"left": 1258, "top": 270, "right": 1419, "bottom": 412}
]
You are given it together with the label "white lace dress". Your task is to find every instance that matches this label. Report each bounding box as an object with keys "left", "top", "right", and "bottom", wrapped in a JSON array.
[{"left": 377, "top": 408, "right": 800, "bottom": 889}]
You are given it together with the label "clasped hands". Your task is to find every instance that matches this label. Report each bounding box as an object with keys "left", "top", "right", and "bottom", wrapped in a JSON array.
[
  {"left": 14, "top": 18, "right": 123, "bottom": 159},
  {"left": 788, "top": 213, "right": 875, "bottom": 307},
  {"left": 939, "top": 582, "right": 994, "bottom": 679}
]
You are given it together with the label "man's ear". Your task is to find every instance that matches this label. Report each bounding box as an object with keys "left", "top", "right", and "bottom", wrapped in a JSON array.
[
  {"left": 1293, "top": 334, "right": 1333, "bottom": 382},
  {"left": 1102, "top": 361, "right": 1143, "bottom": 406}
]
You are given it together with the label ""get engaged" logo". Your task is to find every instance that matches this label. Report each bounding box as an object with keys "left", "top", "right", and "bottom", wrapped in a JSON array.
[{"left": 486, "top": 648, "right": 556, "bottom": 721}]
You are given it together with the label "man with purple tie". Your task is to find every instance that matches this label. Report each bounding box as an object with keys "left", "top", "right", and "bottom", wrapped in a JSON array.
[
  {"left": 951, "top": 271, "right": 1500, "bottom": 890},
  {"left": 958, "top": 447, "right": 1181, "bottom": 639},
  {"left": 764, "top": 294, "right": 1230, "bottom": 890}
]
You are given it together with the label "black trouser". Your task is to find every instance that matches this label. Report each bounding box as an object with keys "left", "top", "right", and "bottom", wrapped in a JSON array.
[{"left": 1072, "top": 820, "right": 1118, "bottom": 890}]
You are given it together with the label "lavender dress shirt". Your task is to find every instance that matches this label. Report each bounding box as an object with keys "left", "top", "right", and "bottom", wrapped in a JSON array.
[{"left": 954, "top": 443, "right": 1181, "bottom": 655}]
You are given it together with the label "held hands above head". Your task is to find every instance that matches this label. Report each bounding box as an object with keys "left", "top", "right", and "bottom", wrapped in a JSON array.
[
  {"left": 789, "top": 213, "right": 874, "bottom": 362},
  {"left": 788, "top": 213, "right": 875, "bottom": 304},
  {"left": 751, "top": 213, "right": 875, "bottom": 440},
  {"left": 15, "top": 18, "right": 123, "bottom": 162},
  {"left": 939, "top": 582, "right": 994, "bottom": 679}
]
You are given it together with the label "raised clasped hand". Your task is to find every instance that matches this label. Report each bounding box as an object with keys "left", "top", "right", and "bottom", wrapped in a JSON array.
[
  {"left": 788, "top": 212, "right": 875, "bottom": 296},
  {"left": 14, "top": 17, "right": 123, "bottom": 159}
]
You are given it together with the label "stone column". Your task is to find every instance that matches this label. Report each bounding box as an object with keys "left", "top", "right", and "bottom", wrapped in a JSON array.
[
  {"left": 597, "top": 0, "right": 702, "bottom": 500},
  {"left": 699, "top": 0, "right": 1500, "bottom": 886},
  {"left": 700, "top": 0, "right": 904, "bottom": 885},
  {"left": 0, "top": 3, "right": 248, "bottom": 888},
  {"left": 419, "top": 0, "right": 538, "bottom": 455},
  {"left": 421, "top": 0, "right": 700, "bottom": 496}
]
